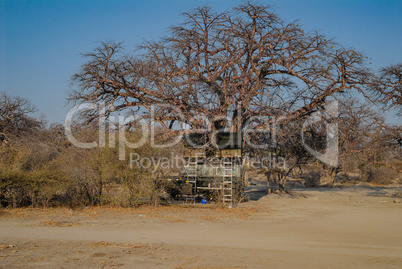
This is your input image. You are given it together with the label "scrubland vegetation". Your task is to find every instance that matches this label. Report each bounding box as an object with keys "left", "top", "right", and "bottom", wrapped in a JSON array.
[
  {"left": 0, "top": 94, "right": 170, "bottom": 207},
  {"left": 0, "top": 93, "right": 400, "bottom": 208},
  {"left": 1, "top": 2, "right": 401, "bottom": 208}
]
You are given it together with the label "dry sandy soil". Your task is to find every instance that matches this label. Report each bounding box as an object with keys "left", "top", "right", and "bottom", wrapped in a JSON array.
[{"left": 0, "top": 183, "right": 401, "bottom": 268}]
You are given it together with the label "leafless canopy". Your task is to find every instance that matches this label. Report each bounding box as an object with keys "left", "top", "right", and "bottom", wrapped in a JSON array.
[
  {"left": 70, "top": 2, "right": 379, "bottom": 132},
  {"left": 0, "top": 92, "right": 41, "bottom": 140},
  {"left": 370, "top": 64, "right": 402, "bottom": 115}
]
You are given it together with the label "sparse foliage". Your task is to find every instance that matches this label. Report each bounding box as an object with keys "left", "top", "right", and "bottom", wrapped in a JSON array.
[
  {"left": 0, "top": 92, "right": 42, "bottom": 142},
  {"left": 70, "top": 3, "right": 375, "bottom": 136},
  {"left": 370, "top": 63, "right": 402, "bottom": 115}
]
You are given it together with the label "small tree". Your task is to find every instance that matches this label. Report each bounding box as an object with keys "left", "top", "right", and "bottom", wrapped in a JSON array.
[
  {"left": 370, "top": 63, "right": 402, "bottom": 116},
  {"left": 320, "top": 98, "right": 401, "bottom": 185},
  {"left": 0, "top": 92, "right": 42, "bottom": 141}
]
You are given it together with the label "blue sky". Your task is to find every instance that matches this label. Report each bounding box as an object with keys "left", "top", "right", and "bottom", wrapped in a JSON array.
[{"left": 1, "top": 0, "right": 401, "bottom": 124}]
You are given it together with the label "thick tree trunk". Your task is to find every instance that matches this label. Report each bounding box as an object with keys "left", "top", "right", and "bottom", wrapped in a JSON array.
[{"left": 320, "top": 166, "right": 339, "bottom": 186}]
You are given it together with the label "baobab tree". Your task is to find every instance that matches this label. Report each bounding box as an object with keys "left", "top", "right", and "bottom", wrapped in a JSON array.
[{"left": 69, "top": 2, "right": 385, "bottom": 137}]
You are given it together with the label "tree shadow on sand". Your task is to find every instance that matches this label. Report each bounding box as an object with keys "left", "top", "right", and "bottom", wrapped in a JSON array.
[
  {"left": 244, "top": 181, "right": 309, "bottom": 201},
  {"left": 244, "top": 183, "right": 268, "bottom": 201}
]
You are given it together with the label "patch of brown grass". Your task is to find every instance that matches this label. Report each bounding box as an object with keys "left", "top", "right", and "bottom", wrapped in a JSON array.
[
  {"left": 0, "top": 204, "right": 258, "bottom": 223},
  {"left": 167, "top": 218, "right": 187, "bottom": 223},
  {"left": 90, "top": 241, "right": 153, "bottom": 250},
  {"left": 41, "top": 220, "right": 80, "bottom": 227}
]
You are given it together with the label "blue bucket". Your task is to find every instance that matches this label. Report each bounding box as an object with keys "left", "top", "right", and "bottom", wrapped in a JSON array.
[{"left": 201, "top": 199, "right": 207, "bottom": 204}]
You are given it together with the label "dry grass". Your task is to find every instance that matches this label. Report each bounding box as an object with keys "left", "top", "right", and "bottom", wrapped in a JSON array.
[
  {"left": 41, "top": 220, "right": 80, "bottom": 227},
  {"left": 0, "top": 204, "right": 257, "bottom": 223},
  {"left": 0, "top": 244, "right": 16, "bottom": 249},
  {"left": 167, "top": 218, "right": 188, "bottom": 223},
  {"left": 90, "top": 241, "right": 149, "bottom": 249}
]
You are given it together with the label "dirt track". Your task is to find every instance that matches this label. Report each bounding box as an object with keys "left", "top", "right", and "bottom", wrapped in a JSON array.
[{"left": 1, "top": 183, "right": 402, "bottom": 268}]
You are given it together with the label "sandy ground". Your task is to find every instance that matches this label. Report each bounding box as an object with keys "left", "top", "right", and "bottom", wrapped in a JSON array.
[{"left": 0, "top": 183, "right": 401, "bottom": 268}]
